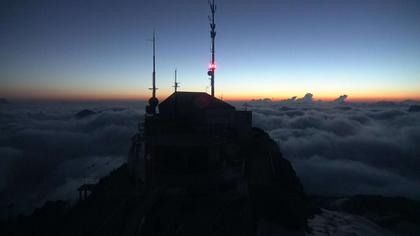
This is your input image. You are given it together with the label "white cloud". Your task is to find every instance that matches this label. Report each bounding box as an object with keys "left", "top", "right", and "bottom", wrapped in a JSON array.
[
  {"left": 249, "top": 99, "right": 420, "bottom": 199},
  {"left": 0, "top": 102, "right": 144, "bottom": 214}
]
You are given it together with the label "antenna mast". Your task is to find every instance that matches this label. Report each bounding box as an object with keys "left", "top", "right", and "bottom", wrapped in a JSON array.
[
  {"left": 173, "top": 69, "right": 180, "bottom": 92},
  {"left": 147, "top": 31, "right": 159, "bottom": 115},
  {"left": 207, "top": 0, "right": 217, "bottom": 97},
  {"left": 151, "top": 31, "right": 157, "bottom": 98}
]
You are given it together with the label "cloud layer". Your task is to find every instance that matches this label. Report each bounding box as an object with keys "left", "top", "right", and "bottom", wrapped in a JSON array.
[
  {"left": 247, "top": 97, "right": 420, "bottom": 199},
  {"left": 1, "top": 97, "right": 419, "bottom": 216},
  {"left": 0, "top": 101, "right": 145, "bottom": 214}
]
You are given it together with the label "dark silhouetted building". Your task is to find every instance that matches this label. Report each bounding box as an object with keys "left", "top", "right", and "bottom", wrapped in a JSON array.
[{"left": 129, "top": 91, "right": 252, "bottom": 188}]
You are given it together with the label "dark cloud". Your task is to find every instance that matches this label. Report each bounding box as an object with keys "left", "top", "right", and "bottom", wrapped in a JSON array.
[
  {"left": 333, "top": 95, "right": 348, "bottom": 103},
  {"left": 294, "top": 156, "right": 420, "bottom": 197},
  {"left": 367, "top": 110, "right": 405, "bottom": 120},
  {"left": 249, "top": 100, "right": 420, "bottom": 200}
]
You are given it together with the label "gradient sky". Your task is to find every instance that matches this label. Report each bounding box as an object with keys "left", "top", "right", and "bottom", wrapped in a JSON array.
[{"left": 1, "top": 0, "right": 420, "bottom": 101}]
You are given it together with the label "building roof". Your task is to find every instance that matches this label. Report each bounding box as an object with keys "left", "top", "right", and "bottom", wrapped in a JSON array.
[
  {"left": 147, "top": 134, "right": 227, "bottom": 147},
  {"left": 159, "top": 92, "right": 235, "bottom": 116}
]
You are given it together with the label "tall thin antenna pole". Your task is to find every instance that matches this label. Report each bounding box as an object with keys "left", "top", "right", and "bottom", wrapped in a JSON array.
[
  {"left": 147, "top": 30, "right": 158, "bottom": 115},
  {"left": 173, "top": 69, "right": 180, "bottom": 92},
  {"left": 152, "top": 30, "right": 156, "bottom": 98},
  {"left": 208, "top": 0, "right": 217, "bottom": 97}
]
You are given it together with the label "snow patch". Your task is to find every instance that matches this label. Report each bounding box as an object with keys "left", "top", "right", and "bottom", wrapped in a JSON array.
[{"left": 308, "top": 209, "right": 393, "bottom": 236}]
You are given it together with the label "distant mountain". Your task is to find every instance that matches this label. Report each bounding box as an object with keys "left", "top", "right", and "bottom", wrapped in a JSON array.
[
  {"left": 0, "top": 98, "right": 10, "bottom": 104},
  {"left": 75, "top": 109, "right": 96, "bottom": 119},
  {"left": 250, "top": 98, "right": 272, "bottom": 102}
]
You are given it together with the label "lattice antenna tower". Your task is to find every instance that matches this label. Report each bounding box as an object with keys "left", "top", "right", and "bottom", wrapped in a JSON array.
[
  {"left": 146, "top": 30, "right": 159, "bottom": 115},
  {"left": 207, "top": 0, "right": 217, "bottom": 97}
]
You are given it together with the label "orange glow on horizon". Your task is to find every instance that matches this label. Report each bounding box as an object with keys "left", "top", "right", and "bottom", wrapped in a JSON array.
[
  {"left": 3, "top": 91, "right": 419, "bottom": 103},
  {"left": 2, "top": 85, "right": 419, "bottom": 103},
  {"left": 219, "top": 90, "right": 420, "bottom": 102}
]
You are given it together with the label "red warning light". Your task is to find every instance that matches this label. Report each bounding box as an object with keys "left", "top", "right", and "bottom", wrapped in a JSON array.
[{"left": 208, "top": 63, "right": 217, "bottom": 70}]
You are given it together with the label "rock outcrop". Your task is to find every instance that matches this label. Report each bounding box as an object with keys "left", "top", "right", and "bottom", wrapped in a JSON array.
[{"left": 243, "top": 128, "right": 309, "bottom": 231}]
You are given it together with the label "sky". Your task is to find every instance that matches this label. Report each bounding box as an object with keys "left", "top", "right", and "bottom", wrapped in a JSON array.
[{"left": 1, "top": 0, "right": 420, "bottom": 101}]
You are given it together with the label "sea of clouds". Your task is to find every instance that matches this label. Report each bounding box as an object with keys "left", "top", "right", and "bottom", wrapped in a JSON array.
[
  {"left": 0, "top": 101, "right": 145, "bottom": 215},
  {"left": 246, "top": 94, "right": 420, "bottom": 200},
  {"left": 0, "top": 95, "right": 419, "bottom": 216}
]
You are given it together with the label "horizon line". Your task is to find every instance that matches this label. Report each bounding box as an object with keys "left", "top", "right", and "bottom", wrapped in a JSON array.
[{"left": 3, "top": 95, "right": 420, "bottom": 103}]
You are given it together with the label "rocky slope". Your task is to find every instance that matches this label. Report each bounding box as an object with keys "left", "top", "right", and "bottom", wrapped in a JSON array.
[
  {"left": 311, "top": 195, "right": 420, "bottom": 235},
  {"left": 0, "top": 128, "right": 310, "bottom": 236}
]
